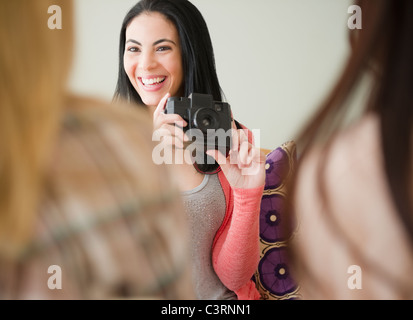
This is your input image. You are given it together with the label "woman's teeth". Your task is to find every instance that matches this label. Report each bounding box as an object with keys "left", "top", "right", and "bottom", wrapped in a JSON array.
[{"left": 141, "top": 77, "right": 166, "bottom": 86}]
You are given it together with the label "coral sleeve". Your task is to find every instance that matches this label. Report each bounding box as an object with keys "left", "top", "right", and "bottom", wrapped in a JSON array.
[{"left": 212, "top": 185, "right": 263, "bottom": 292}]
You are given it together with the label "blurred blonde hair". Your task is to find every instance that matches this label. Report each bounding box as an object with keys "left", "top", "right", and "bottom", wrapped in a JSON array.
[{"left": 0, "top": 0, "right": 74, "bottom": 259}]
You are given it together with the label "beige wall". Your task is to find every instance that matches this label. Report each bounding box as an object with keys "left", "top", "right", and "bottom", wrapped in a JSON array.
[{"left": 69, "top": 0, "right": 352, "bottom": 149}]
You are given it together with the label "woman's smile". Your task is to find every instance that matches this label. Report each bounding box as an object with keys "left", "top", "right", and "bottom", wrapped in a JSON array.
[{"left": 138, "top": 75, "right": 167, "bottom": 91}]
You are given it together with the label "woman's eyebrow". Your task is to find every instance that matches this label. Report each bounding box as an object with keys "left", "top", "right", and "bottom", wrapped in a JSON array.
[
  {"left": 153, "top": 38, "right": 177, "bottom": 46},
  {"left": 126, "top": 39, "right": 141, "bottom": 46},
  {"left": 126, "top": 38, "right": 177, "bottom": 46}
]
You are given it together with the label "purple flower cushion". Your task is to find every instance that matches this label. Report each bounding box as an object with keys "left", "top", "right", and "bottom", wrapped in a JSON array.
[
  {"left": 258, "top": 247, "right": 297, "bottom": 297},
  {"left": 253, "top": 141, "right": 300, "bottom": 300}
]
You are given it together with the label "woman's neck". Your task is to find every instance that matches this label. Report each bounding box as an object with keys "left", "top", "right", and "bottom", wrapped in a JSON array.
[{"left": 148, "top": 105, "right": 156, "bottom": 116}]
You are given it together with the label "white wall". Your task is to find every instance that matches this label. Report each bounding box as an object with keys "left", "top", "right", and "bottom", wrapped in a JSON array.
[{"left": 69, "top": 0, "right": 352, "bottom": 149}]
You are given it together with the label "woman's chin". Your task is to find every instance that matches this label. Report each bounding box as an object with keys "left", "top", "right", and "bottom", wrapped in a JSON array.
[{"left": 141, "top": 96, "right": 162, "bottom": 108}]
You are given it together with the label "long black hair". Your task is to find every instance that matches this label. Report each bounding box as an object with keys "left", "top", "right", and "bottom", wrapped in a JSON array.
[{"left": 113, "top": 0, "right": 225, "bottom": 173}]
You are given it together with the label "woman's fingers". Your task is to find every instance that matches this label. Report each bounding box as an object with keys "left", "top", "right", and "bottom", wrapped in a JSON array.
[
  {"left": 208, "top": 129, "right": 254, "bottom": 168},
  {"left": 237, "top": 129, "right": 251, "bottom": 168},
  {"left": 154, "top": 124, "right": 188, "bottom": 149},
  {"left": 231, "top": 121, "right": 240, "bottom": 153},
  {"left": 229, "top": 126, "right": 252, "bottom": 167},
  {"left": 154, "top": 114, "right": 187, "bottom": 131},
  {"left": 153, "top": 93, "right": 188, "bottom": 130},
  {"left": 153, "top": 93, "right": 170, "bottom": 118},
  {"left": 206, "top": 149, "right": 228, "bottom": 166}
]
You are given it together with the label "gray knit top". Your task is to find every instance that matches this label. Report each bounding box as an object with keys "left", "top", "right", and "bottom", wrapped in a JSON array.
[{"left": 181, "top": 174, "right": 237, "bottom": 300}]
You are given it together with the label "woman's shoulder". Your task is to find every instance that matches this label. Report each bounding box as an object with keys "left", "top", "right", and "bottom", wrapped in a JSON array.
[
  {"left": 294, "top": 112, "right": 398, "bottom": 244},
  {"left": 60, "top": 95, "right": 159, "bottom": 165},
  {"left": 63, "top": 94, "right": 153, "bottom": 135},
  {"left": 328, "top": 114, "right": 380, "bottom": 180},
  {"left": 300, "top": 113, "right": 381, "bottom": 186},
  {"left": 295, "top": 113, "right": 384, "bottom": 223},
  {"left": 36, "top": 95, "right": 193, "bottom": 299},
  {"left": 55, "top": 95, "right": 170, "bottom": 189},
  {"left": 294, "top": 115, "right": 413, "bottom": 299}
]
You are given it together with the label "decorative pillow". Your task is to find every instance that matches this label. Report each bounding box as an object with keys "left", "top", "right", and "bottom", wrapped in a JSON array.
[{"left": 253, "top": 141, "right": 301, "bottom": 300}]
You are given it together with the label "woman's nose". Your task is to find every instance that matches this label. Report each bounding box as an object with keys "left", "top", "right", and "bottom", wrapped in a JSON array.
[{"left": 139, "top": 51, "right": 157, "bottom": 71}]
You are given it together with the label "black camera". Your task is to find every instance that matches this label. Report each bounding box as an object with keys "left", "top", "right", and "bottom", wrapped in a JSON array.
[{"left": 165, "top": 93, "right": 233, "bottom": 158}]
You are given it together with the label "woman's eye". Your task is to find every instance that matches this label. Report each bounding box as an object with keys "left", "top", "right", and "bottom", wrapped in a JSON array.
[
  {"left": 127, "top": 47, "right": 140, "bottom": 53},
  {"left": 157, "top": 46, "right": 171, "bottom": 52}
]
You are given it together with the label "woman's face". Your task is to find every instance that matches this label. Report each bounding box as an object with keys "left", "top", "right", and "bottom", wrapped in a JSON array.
[{"left": 124, "top": 12, "right": 184, "bottom": 108}]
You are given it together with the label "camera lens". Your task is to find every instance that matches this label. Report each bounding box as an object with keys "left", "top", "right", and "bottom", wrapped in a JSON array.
[
  {"left": 193, "top": 108, "right": 219, "bottom": 133},
  {"left": 202, "top": 118, "right": 212, "bottom": 127}
]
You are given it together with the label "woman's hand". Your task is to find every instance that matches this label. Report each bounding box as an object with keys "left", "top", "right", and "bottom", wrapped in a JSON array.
[
  {"left": 206, "top": 121, "right": 266, "bottom": 190},
  {"left": 153, "top": 93, "right": 189, "bottom": 151}
]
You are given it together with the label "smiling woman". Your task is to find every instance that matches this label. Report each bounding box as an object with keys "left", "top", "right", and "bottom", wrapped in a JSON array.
[{"left": 113, "top": 0, "right": 266, "bottom": 301}]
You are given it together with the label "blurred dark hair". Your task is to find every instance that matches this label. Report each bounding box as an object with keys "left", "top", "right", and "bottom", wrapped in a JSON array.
[
  {"left": 289, "top": 0, "right": 413, "bottom": 295},
  {"left": 113, "top": 0, "right": 225, "bottom": 173}
]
